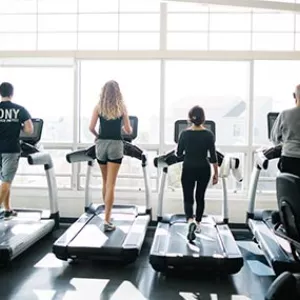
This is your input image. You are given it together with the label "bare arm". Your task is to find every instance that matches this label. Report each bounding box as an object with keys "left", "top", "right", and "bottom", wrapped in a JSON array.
[
  {"left": 270, "top": 113, "right": 283, "bottom": 145},
  {"left": 122, "top": 106, "right": 132, "bottom": 134},
  {"left": 23, "top": 119, "right": 34, "bottom": 134},
  {"left": 89, "top": 106, "right": 99, "bottom": 138}
]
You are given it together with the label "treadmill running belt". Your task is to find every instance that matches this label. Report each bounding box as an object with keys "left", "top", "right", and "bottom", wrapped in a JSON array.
[
  {"left": 67, "top": 213, "right": 136, "bottom": 252},
  {"left": 167, "top": 223, "right": 224, "bottom": 257}
]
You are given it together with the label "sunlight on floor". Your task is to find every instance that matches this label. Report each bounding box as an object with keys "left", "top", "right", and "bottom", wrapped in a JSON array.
[
  {"left": 179, "top": 292, "right": 251, "bottom": 300},
  {"left": 34, "top": 253, "right": 64, "bottom": 268},
  {"left": 33, "top": 289, "right": 56, "bottom": 300},
  {"left": 11, "top": 223, "right": 42, "bottom": 234},
  {"left": 110, "top": 281, "right": 148, "bottom": 300}
]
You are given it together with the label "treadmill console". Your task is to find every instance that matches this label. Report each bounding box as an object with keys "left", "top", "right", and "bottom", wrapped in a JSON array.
[
  {"left": 20, "top": 118, "right": 44, "bottom": 145},
  {"left": 267, "top": 112, "right": 279, "bottom": 140},
  {"left": 121, "top": 116, "right": 138, "bottom": 142},
  {"left": 174, "top": 120, "right": 216, "bottom": 144}
]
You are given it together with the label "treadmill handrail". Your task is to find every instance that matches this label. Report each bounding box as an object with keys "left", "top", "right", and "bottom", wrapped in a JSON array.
[
  {"left": 154, "top": 149, "right": 224, "bottom": 168},
  {"left": 66, "top": 142, "right": 145, "bottom": 164},
  {"left": 255, "top": 145, "right": 282, "bottom": 170}
]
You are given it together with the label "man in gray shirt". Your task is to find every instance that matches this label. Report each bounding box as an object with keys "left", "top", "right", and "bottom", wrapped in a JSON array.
[{"left": 271, "top": 84, "right": 300, "bottom": 177}]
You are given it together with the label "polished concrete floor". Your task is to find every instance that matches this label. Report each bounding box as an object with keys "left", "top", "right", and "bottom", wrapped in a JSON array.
[{"left": 0, "top": 227, "right": 275, "bottom": 300}]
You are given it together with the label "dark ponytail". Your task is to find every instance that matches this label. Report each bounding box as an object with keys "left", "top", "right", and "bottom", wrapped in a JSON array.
[{"left": 188, "top": 105, "right": 205, "bottom": 126}]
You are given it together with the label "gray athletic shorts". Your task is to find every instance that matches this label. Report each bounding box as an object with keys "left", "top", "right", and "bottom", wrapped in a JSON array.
[
  {"left": 0, "top": 153, "right": 20, "bottom": 183},
  {"left": 95, "top": 139, "right": 124, "bottom": 165}
]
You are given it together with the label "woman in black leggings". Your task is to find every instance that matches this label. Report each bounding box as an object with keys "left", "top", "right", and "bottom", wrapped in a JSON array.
[{"left": 177, "top": 106, "right": 218, "bottom": 242}]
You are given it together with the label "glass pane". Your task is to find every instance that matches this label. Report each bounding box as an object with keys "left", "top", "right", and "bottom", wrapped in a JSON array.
[
  {"left": 253, "top": 61, "right": 300, "bottom": 145},
  {"left": 119, "top": 33, "right": 159, "bottom": 50},
  {"left": 78, "top": 0, "right": 118, "bottom": 13},
  {"left": 38, "top": 33, "right": 77, "bottom": 50},
  {"left": 0, "top": 67, "right": 74, "bottom": 142},
  {"left": 80, "top": 60, "right": 160, "bottom": 144},
  {"left": 209, "top": 33, "right": 251, "bottom": 50},
  {"left": 38, "top": 0, "right": 78, "bottom": 13},
  {"left": 209, "top": 13, "right": 251, "bottom": 32},
  {"left": 119, "top": 14, "right": 160, "bottom": 31},
  {"left": 167, "top": 33, "right": 208, "bottom": 50},
  {"left": 17, "top": 149, "right": 72, "bottom": 175},
  {"left": 252, "top": 33, "right": 294, "bottom": 50},
  {"left": 78, "top": 33, "right": 118, "bottom": 50},
  {"left": 168, "top": 13, "right": 208, "bottom": 31},
  {"left": 296, "top": 15, "right": 300, "bottom": 31},
  {"left": 253, "top": 13, "right": 294, "bottom": 32},
  {"left": 166, "top": 153, "right": 244, "bottom": 192},
  {"left": 78, "top": 14, "right": 118, "bottom": 32},
  {"left": 0, "top": 0, "right": 36, "bottom": 13},
  {"left": 0, "top": 15, "right": 36, "bottom": 32},
  {"left": 38, "top": 15, "right": 77, "bottom": 32},
  {"left": 295, "top": 33, "right": 300, "bottom": 49},
  {"left": 80, "top": 176, "right": 157, "bottom": 191},
  {"left": 167, "top": 2, "right": 209, "bottom": 12},
  {"left": 165, "top": 61, "right": 249, "bottom": 145},
  {"left": 0, "top": 33, "right": 36, "bottom": 50},
  {"left": 80, "top": 150, "right": 158, "bottom": 177},
  {"left": 13, "top": 175, "right": 71, "bottom": 188},
  {"left": 209, "top": 4, "right": 252, "bottom": 12},
  {"left": 119, "top": 0, "right": 159, "bottom": 12}
]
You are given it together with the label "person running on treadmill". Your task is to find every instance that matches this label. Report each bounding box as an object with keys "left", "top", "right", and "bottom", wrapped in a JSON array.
[
  {"left": 89, "top": 80, "right": 132, "bottom": 232},
  {"left": 0, "top": 82, "right": 33, "bottom": 219},
  {"left": 177, "top": 106, "right": 218, "bottom": 241},
  {"left": 271, "top": 84, "right": 300, "bottom": 178}
]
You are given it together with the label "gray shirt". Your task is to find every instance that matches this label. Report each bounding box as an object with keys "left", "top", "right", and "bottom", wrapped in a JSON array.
[{"left": 271, "top": 106, "right": 300, "bottom": 158}]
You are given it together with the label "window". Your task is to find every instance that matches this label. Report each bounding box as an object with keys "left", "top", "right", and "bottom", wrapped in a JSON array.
[
  {"left": 0, "top": 0, "right": 37, "bottom": 14},
  {"left": 0, "top": 67, "right": 74, "bottom": 142},
  {"left": 209, "top": 33, "right": 251, "bottom": 50},
  {"left": 253, "top": 61, "right": 300, "bottom": 146},
  {"left": 0, "top": 34, "right": 36, "bottom": 50},
  {"left": 165, "top": 61, "right": 249, "bottom": 145},
  {"left": 78, "top": 33, "right": 118, "bottom": 50},
  {"left": 252, "top": 33, "right": 294, "bottom": 50},
  {"left": 78, "top": 14, "right": 118, "bottom": 32},
  {"left": 79, "top": 60, "right": 160, "bottom": 144},
  {"left": 38, "top": 15, "right": 77, "bottom": 32},
  {"left": 167, "top": 2, "right": 209, "bottom": 12},
  {"left": 14, "top": 149, "right": 72, "bottom": 188},
  {"left": 78, "top": 0, "right": 119, "bottom": 13},
  {"left": 167, "top": 33, "right": 208, "bottom": 50},
  {"left": 233, "top": 124, "right": 242, "bottom": 137},
  {"left": 119, "top": 33, "right": 159, "bottom": 50},
  {"left": 209, "top": 13, "right": 251, "bottom": 32},
  {"left": 168, "top": 14, "right": 209, "bottom": 31},
  {"left": 119, "top": 0, "right": 160, "bottom": 12},
  {"left": 38, "top": 0, "right": 78, "bottom": 13},
  {"left": 0, "top": 15, "right": 36, "bottom": 32},
  {"left": 252, "top": 13, "right": 294, "bottom": 32},
  {"left": 119, "top": 14, "right": 160, "bottom": 31},
  {"left": 38, "top": 33, "right": 77, "bottom": 50}
]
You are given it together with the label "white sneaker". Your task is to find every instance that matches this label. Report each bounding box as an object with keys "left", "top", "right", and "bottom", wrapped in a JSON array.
[{"left": 195, "top": 223, "right": 201, "bottom": 233}]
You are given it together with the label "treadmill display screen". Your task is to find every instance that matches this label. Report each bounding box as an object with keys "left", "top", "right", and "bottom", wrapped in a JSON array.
[
  {"left": 20, "top": 118, "right": 43, "bottom": 144},
  {"left": 121, "top": 116, "right": 138, "bottom": 141},
  {"left": 267, "top": 112, "right": 279, "bottom": 139},
  {"left": 174, "top": 120, "right": 216, "bottom": 144}
]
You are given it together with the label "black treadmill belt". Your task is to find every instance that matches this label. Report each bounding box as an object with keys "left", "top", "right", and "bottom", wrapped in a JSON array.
[
  {"left": 167, "top": 223, "right": 224, "bottom": 257},
  {"left": 68, "top": 213, "right": 136, "bottom": 249}
]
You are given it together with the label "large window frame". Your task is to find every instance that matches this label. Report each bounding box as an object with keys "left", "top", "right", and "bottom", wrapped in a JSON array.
[{"left": 1, "top": 2, "right": 300, "bottom": 199}]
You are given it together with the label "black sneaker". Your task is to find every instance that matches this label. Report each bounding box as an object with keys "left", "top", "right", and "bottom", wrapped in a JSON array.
[
  {"left": 4, "top": 210, "right": 17, "bottom": 220},
  {"left": 187, "top": 222, "right": 197, "bottom": 242}
]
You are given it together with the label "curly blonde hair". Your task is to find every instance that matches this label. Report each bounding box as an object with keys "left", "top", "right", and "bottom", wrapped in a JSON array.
[{"left": 98, "top": 80, "right": 125, "bottom": 119}]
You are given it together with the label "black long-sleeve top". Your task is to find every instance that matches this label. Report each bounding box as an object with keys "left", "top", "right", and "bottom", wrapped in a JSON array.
[{"left": 176, "top": 129, "right": 218, "bottom": 168}]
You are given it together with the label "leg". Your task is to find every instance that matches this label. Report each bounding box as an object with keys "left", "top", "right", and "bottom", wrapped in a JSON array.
[
  {"left": 104, "top": 160, "right": 121, "bottom": 230},
  {"left": 195, "top": 166, "right": 211, "bottom": 224},
  {"left": 0, "top": 154, "right": 20, "bottom": 219},
  {"left": 98, "top": 161, "right": 107, "bottom": 203},
  {"left": 181, "top": 168, "right": 197, "bottom": 241},
  {"left": 280, "top": 156, "right": 300, "bottom": 178},
  {"left": 181, "top": 168, "right": 196, "bottom": 222}
]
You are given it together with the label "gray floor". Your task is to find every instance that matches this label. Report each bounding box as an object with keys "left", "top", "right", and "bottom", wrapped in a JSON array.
[{"left": 0, "top": 227, "right": 275, "bottom": 300}]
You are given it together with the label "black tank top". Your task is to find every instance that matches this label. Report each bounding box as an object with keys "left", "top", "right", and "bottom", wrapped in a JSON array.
[{"left": 98, "top": 115, "right": 123, "bottom": 140}]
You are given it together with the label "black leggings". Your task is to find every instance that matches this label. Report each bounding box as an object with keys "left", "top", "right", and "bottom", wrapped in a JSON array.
[
  {"left": 181, "top": 165, "right": 211, "bottom": 223},
  {"left": 279, "top": 156, "right": 300, "bottom": 178}
]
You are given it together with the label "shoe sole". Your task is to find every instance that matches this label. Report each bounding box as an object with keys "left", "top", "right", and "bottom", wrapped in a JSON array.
[{"left": 187, "top": 223, "right": 196, "bottom": 241}]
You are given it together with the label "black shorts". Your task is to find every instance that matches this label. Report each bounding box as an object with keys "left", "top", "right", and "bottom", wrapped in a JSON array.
[{"left": 97, "top": 158, "right": 123, "bottom": 165}]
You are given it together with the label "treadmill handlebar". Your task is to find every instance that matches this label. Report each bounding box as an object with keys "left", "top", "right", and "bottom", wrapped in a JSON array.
[
  {"left": 66, "top": 141, "right": 146, "bottom": 164},
  {"left": 154, "top": 149, "right": 224, "bottom": 168},
  {"left": 20, "top": 141, "right": 40, "bottom": 157},
  {"left": 27, "top": 152, "right": 54, "bottom": 168},
  {"left": 255, "top": 145, "right": 282, "bottom": 170}
]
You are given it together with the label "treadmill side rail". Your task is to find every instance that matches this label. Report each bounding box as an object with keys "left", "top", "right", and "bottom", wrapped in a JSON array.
[{"left": 52, "top": 213, "right": 94, "bottom": 260}]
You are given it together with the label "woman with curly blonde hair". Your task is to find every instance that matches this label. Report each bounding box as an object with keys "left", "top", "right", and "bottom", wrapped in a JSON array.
[{"left": 89, "top": 80, "right": 132, "bottom": 232}]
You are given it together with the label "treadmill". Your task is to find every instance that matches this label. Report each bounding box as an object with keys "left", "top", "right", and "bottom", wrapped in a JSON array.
[
  {"left": 53, "top": 116, "right": 152, "bottom": 263},
  {"left": 149, "top": 119, "right": 244, "bottom": 274},
  {"left": 247, "top": 112, "right": 300, "bottom": 275},
  {"left": 0, "top": 118, "right": 59, "bottom": 264}
]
